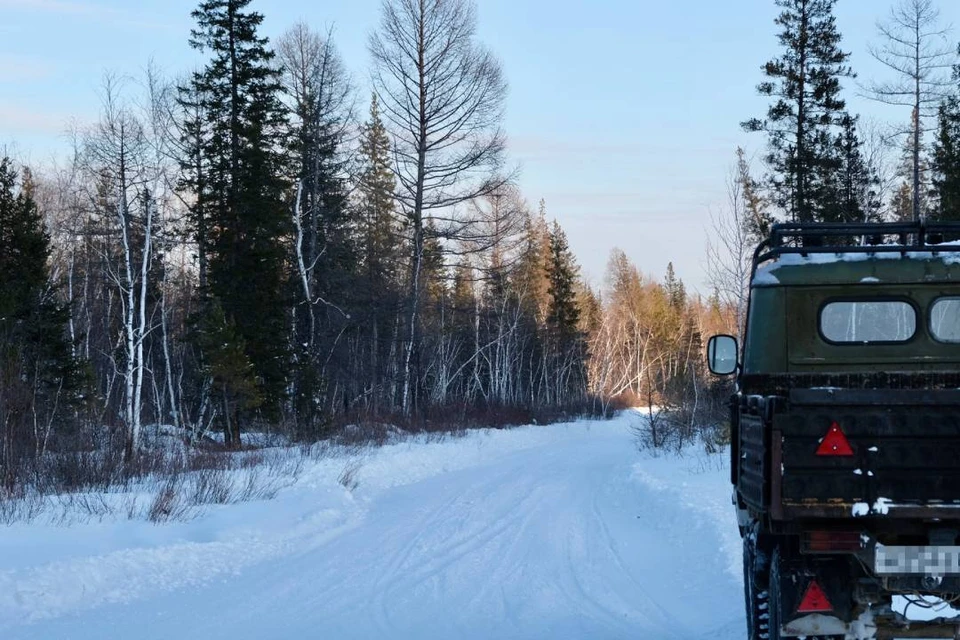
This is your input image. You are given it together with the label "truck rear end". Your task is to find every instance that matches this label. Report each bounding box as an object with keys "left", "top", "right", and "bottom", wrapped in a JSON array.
[{"left": 710, "top": 222, "right": 960, "bottom": 640}]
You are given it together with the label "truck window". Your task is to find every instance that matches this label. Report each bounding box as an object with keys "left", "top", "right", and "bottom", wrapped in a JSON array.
[
  {"left": 820, "top": 300, "right": 916, "bottom": 344},
  {"left": 931, "top": 297, "right": 960, "bottom": 343}
]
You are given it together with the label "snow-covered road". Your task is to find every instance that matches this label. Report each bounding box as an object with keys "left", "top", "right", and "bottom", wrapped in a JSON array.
[{"left": 0, "top": 413, "right": 745, "bottom": 639}]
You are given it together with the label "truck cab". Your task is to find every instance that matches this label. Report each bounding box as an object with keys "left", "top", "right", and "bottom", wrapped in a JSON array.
[{"left": 708, "top": 222, "right": 960, "bottom": 640}]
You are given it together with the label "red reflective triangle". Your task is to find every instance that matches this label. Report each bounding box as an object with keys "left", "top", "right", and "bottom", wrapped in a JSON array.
[
  {"left": 816, "top": 422, "right": 854, "bottom": 457},
  {"left": 797, "top": 579, "right": 834, "bottom": 613}
]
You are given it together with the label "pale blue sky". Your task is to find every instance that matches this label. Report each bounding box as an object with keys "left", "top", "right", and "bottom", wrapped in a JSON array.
[{"left": 2, "top": 0, "right": 959, "bottom": 291}]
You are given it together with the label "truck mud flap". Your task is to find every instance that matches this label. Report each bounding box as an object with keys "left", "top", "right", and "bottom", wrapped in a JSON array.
[{"left": 773, "top": 547, "right": 856, "bottom": 637}]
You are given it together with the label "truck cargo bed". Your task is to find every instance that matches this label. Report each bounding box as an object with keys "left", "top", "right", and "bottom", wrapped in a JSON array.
[{"left": 772, "top": 389, "right": 960, "bottom": 520}]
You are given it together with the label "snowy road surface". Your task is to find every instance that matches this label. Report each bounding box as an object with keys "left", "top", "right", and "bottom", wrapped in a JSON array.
[{"left": 0, "top": 413, "right": 745, "bottom": 639}]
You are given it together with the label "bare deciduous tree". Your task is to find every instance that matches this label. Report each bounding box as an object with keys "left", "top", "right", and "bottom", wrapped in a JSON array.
[
  {"left": 77, "top": 73, "right": 184, "bottom": 457},
  {"left": 278, "top": 22, "right": 356, "bottom": 339},
  {"left": 858, "top": 117, "right": 900, "bottom": 218},
  {"left": 863, "top": 0, "right": 955, "bottom": 220},
  {"left": 83, "top": 76, "right": 155, "bottom": 458},
  {"left": 370, "top": 0, "right": 509, "bottom": 414},
  {"left": 706, "top": 149, "right": 769, "bottom": 336}
]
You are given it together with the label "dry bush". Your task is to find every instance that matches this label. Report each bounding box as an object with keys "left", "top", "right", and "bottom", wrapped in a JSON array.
[
  {"left": 190, "top": 467, "right": 233, "bottom": 506},
  {"left": 607, "top": 391, "right": 642, "bottom": 413},
  {"left": 148, "top": 475, "right": 189, "bottom": 523},
  {"left": 0, "top": 491, "right": 45, "bottom": 525},
  {"left": 63, "top": 493, "right": 113, "bottom": 521},
  {"left": 237, "top": 451, "right": 304, "bottom": 501},
  {"left": 0, "top": 434, "right": 318, "bottom": 525},
  {"left": 333, "top": 422, "right": 397, "bottom": 447},
  {"left": 338, "top": 461, "right": 361, "bottom": 492},
  {"left": 236, "top": 468, "right": 279, "bottom": 501}
]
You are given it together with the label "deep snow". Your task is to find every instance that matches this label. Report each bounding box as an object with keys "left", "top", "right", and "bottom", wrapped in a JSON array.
[{"left": 0, "top": 412, "right": 745, "bottom": 640}]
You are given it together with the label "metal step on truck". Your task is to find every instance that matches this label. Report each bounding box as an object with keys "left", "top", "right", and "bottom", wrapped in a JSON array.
[{"left": 707, "top": 222, "right": 960, "bottom": 640}]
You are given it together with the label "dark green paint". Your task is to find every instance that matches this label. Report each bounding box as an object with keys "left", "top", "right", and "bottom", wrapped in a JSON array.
[{"left": 744, "top": 254, "right": 960, "bottom": 375}]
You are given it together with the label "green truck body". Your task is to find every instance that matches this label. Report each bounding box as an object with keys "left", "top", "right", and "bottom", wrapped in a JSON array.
[{"left": 709, "top": 223, "right": 960, "bottom": 640}]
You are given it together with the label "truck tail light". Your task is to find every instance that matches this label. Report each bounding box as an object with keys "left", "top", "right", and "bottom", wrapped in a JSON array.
[
  {"left": 803, "top": 530, "right": 862, "bottom": 553},
  {"left": 816, "top": 422, "right": 854, "bottom": 457},
  {"left": 797, "top": 579, "right": 834, "bottom": 614}
]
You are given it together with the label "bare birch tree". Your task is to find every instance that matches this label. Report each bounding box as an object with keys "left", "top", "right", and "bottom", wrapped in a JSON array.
[
  {"left": 79, "top": 74, "right": 182, "bottom": 457},
  {"left": 83, "top": 76, "right": 156, "bottom": 458},
  {"left": 705, "top": 149, "right": 769, "bottom": 336},
  {"left": 370, "top": 0, "right": 508, "bottom": 414},
  {"left": 863, "top": 0, "right": 955, "bottom": 220}
]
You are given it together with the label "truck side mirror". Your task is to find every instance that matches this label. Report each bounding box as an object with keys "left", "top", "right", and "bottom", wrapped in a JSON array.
[{"left": 707, "top": 334, "right": 738, "bottom": 376}]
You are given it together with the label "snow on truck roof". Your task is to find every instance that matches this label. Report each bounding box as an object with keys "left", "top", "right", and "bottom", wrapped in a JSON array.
[
  {"left": 753, "top": 245, "right": 960, "bottom": 287},
  {"left": 751, "top": 222, "right": 960, "bottom": 287}
]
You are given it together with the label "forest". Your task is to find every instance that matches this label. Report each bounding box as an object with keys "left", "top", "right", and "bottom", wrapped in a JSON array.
[{"left": 3, "top": 0, "right": 960, "bottom": 499}]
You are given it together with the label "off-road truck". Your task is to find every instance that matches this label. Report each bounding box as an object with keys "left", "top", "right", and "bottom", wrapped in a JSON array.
[{"left": 707, "top": 222, "right": 960, "bottom": 640}]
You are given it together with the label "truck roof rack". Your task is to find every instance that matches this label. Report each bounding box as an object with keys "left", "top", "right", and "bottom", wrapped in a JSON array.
[{"left": 752, "top": 221, "right": 960, "bottom": 277}]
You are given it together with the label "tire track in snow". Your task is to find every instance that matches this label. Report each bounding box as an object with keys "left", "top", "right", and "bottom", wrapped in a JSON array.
[
  {"left": 588, "top": 471, "right": 691, "bottom": 638},
  {"left": 369, "top": 490, "right": 469, "bottom": 631}
]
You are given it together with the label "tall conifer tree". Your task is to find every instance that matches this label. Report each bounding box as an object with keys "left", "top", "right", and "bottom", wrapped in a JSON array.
[
  {"left": 827, "top": 115, "right": 882, "bottom": 224},
  {"left": 664, "top": 262, "right": 686, "bottom": 311},
  {"left": 932, "top": 96, "right": 960, "bottom": 221},
  {"left": 355, "top": 93, "right": 402, "bottom": 413},
  {"left": 277, "top": 24, "right": 355, "bottom": 436},
  {"left": 547, "top": 222, "right": 580, "bottom": 344},
  {"left": 180, "top": 0, "right": 291, "bottom": 442},
  {"left": 0, "top": 159, "right": 77, "bottom": 481},
  {"left": 545, "top": 221, "right": 586, "bottom": 405},
  {"left": 357, "top": 94, "right": 400, "bottom": 299},
  {"left": 744, "top": 0, "right": 854, "bottom": 224}
]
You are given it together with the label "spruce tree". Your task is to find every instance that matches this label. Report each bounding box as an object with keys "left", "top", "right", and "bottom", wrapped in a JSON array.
[
  {"left": 175, "top": 78, "right": 211, "bottom": 290},
  {"left": 663, "top": 262, "right": 686, "bottom": 311},
  {"left": 181, "top": 0, "right": 291, "bottom": 437},
  {"left": 0, "top": 161, "right": 50, "bottom": 336},
  {"left": 515, "top": 201, "right": 552, "bottom": 324},
  {"left": 826, "top": 114, "right": 882, "bottom": 224},
  {"left": 0, "top": 158, "right": 77, "bottom": 477},
  {"left": 357, "top": 94, "right": 400, "bottom": 301},
  {"left": 932, "top": 96, "right": 960, "bottom": 221},
  {"left": 354, "top": 93, "right": 401, "bottom": 415},
  {"left": 744, "top": 0, "right": 854, "bottom": 224},
  {"left": 577, "top": 284, "right": 603, "bottom": 340},
  {"left": 546, "top": 220, "right": 585, "bottom": 404},
  {"left": 280, "top": 26, "right": 353, "bottom": 274},
  {"left": 420, "top": 223, "right": 448, "bottom": 310},
  {"left": 193, "top": 299, "right": 261, "bottom": 445},
  {"left": 547, "top": 221, "right": 581, "bottom": 344},
  {"left": 890, "top": 181, "right": 915, "bottom": 222},
  {"left": 278, "top": 24, "right": 355, "bottom": 437},
  {"left": 508, "top": 203, "right": 553, "bottom": 406}
]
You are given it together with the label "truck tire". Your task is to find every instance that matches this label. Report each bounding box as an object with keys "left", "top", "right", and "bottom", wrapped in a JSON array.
[
  {"left": 743, "top": 535, "right": 771, "bottom": 640},
  {"left": 768, "top": 544, "right": 783, "bottom": 640}
]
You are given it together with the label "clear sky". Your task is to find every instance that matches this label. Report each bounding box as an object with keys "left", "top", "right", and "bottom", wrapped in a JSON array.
[{"left": 2, "top": 0, "right": 960, "bottom": 292}]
